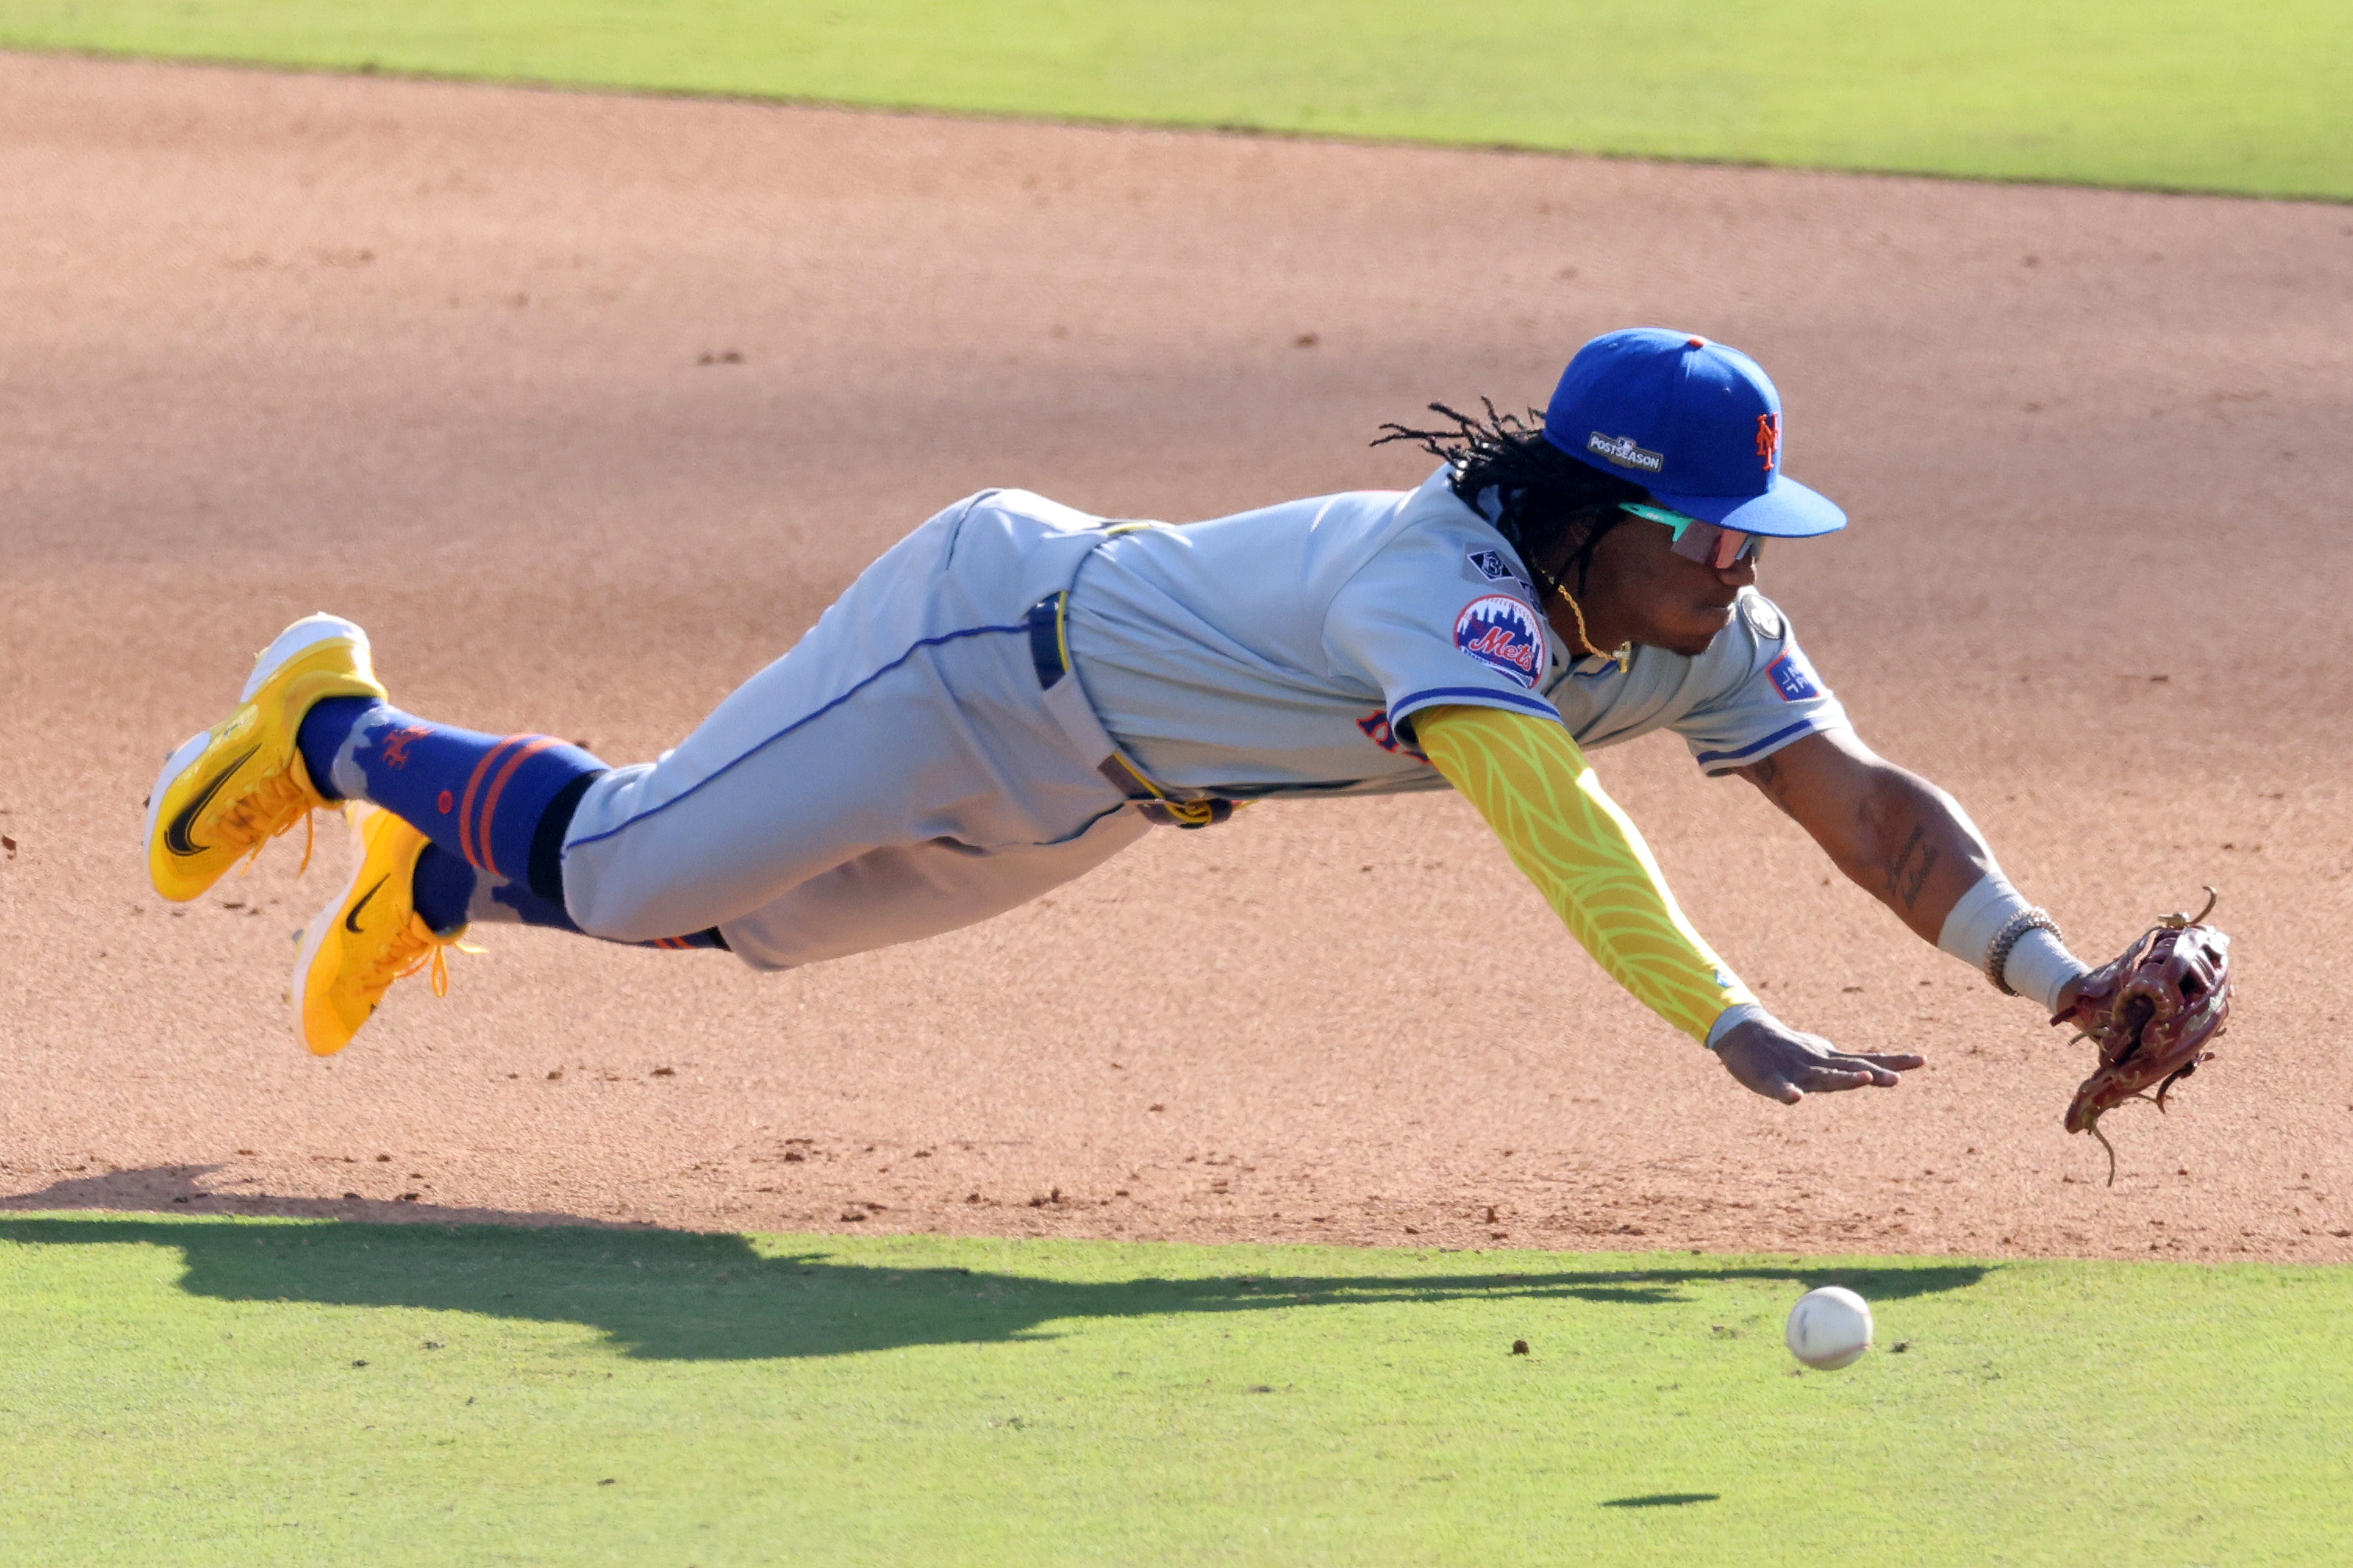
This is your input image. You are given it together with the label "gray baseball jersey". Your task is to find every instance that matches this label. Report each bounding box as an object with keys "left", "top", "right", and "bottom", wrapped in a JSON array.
[
  {"left": 557, "top": 473, "right": 1848, "bottom": 970},
  {"left": 1064, "top": 466, "right": 1851, "bottom": 798}
]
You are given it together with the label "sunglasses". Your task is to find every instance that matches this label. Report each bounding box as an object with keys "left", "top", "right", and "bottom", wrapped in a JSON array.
[{"left": 1619, "top": 502, "right": 1768, "bottom": 570}]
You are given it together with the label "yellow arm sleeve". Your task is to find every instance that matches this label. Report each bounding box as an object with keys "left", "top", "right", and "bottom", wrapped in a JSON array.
[{"left": 1416, "top": 703, "right": 1756, "bottom": 1043}]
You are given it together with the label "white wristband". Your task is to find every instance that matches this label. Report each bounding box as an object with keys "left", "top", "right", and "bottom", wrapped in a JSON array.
[
  {"left": 1937, "top": 872, "right": 2089, "bottom": 1013},
  {"left": 2002, "top": 925, "right": 2086, "bottom": 1016},
  {"left": 1938, "top": 871, "right": 2022, "bottom": 964}
]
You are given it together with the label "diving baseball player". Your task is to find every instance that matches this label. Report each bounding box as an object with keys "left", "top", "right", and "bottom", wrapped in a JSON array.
[{"left": 146, "top": 327, "right": 2108, "bottom": 1105}]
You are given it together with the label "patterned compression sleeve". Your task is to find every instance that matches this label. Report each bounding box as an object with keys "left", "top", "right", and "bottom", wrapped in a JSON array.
[{"left": 1416, "top": 703, "right": 1755, "bottom": 1043}]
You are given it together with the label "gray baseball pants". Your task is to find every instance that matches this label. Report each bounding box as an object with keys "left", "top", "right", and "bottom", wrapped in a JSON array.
[{"left": 557, "top": 491, "right": 1151, "bottom": 969}]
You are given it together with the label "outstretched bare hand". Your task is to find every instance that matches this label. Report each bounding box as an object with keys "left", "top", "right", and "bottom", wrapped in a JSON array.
[{"left": 1712, "top": 1015, "right": 1924, "bottom": 1105}]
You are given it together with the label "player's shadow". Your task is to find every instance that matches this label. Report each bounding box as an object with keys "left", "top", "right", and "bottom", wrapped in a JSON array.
[{"left": 0, "top": 1171, "right": 1990, "bottom": 1363}]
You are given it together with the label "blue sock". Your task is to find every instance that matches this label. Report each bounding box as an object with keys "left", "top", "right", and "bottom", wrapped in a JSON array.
[
  {"left": 296, "top": 700, "right": 603, "bottom": 900},
  {"left": 411, "top": 842, "right": 726, "bottom": 949},
  {"left": 296, "top": 697, "right": 377, "bottom": 803},
  {"left": 483, "top": 870, "right": 585, "bottom": 934},
  {"left": 409, "top": 842, "right": 479, "bottom": 936}
]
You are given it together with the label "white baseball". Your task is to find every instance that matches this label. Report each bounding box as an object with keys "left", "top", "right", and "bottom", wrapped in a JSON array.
[{"left": 1785, "top": 1286, "right": 1873, "bottom": 1370}]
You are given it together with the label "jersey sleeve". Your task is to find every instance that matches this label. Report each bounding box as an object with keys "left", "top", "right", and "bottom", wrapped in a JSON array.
[
  {"left": 1417, "top": 704, "right": 1756, "bottom": 1043},
  {"left": 1321, "top": 521, "right": 1564, "bottom": 742},
  {"left": 1674, "top": 592, "right": 1852, "bottom": 775}
]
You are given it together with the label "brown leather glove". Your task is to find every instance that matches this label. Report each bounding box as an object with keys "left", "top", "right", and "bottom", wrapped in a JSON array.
[{"left": 2054, "top": 889, "right": 2233, "bottom": 1185}]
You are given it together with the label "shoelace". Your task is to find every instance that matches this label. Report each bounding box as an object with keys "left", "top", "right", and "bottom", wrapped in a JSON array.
[
  {"left": 362, "top": 916, "right": 457, "bottom": 1002},
  {"left": 218, "top": 769, "right": 320, "bottom": 877}
]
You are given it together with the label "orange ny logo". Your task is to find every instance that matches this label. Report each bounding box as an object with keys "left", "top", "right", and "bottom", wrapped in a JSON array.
[
  {"left": 379, "top": 724, "right": 431, "bottom": 769},
  {"left": 1755, "top": 412, "right": 1781, "bottom": 472}
]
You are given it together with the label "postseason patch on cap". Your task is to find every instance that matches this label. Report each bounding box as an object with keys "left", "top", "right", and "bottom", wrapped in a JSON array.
[
  {"left": 1586, "top": 430, "right": 1665, "bottom": 473},
  {"left": 1454, "top": 595, "right": 1548, "bottom": 688}
]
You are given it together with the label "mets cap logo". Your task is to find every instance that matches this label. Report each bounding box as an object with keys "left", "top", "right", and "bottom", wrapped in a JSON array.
[{"left": 1454, "top": 595, "right": 1549, "bottom": 689}]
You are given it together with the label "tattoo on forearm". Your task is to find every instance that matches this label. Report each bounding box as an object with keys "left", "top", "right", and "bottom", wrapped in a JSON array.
[
  {"left": 1739, "top": 757, "right": 1798, "bottom": 819},
  {"left": 1884, "top": 825, "right": 1940, "bottom": 910},
  {"left": 1903, "top": 844, "right": 1940, "bottom": 909}
]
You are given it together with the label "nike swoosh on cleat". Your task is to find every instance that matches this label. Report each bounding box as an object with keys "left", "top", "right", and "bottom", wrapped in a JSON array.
[
  {"left": 164, "top": 746, "right": 261, "bottom": 858},
  {"left": 345, "top": 876, "right": 389, "bottom": 934}
]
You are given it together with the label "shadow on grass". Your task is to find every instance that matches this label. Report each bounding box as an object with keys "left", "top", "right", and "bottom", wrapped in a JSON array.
[{"left": 0, "top": 1178, "right": 1990, "bottom": 1363}]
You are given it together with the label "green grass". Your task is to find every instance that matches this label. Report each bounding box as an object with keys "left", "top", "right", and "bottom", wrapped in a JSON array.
[
  {"left": 3, "top": 2, "right": 2349, "bottom": 199},
  {"left": 1, "top": 1216, "right": 2345, "bottom": 1564}
]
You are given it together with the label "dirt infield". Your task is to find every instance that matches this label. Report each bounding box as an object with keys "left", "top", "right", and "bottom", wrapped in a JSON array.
[{"left": 3, "top": 53, "right": 2348, "bottom": 1263}]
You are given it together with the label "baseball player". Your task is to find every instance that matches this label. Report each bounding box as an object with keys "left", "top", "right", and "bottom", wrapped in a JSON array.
[{"left": 146, "top": 328, "right": 2098, "bottom": 1102}]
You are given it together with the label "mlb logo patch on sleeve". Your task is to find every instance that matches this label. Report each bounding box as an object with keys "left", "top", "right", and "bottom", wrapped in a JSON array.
[
  {"left": 1454, "top": 595, "right": 1548, "bottom": 689},
  {"left": 1766, "top": 652, "right": 1822, "bottom": 702},
  {"left": 1461, "top": 548, "right": 1531, "bottom": 590}
]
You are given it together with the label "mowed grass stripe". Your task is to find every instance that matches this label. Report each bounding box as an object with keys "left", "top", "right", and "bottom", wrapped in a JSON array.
[
  {"left": 3, "top": 1, "right": 2350, "bottom": 200},
  {"left": 2, "top": 1215, "right": 2345, "bottom": 1565}
]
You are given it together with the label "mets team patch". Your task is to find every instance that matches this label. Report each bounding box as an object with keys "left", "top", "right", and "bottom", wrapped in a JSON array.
[
  {"left": 1766, "top": 651, "right": 1822, "bottom": 702},
  {"left": 1454, "top": 595, "right": 1548, "bottom": 689}
]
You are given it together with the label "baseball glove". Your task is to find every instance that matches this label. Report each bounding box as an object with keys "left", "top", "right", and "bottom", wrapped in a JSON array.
[{"left": 2054, "top": 888, "right": 2233, "bottom": 1185}]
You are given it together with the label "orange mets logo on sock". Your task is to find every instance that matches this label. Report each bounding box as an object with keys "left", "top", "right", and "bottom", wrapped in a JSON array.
[
  {"left": 380, "top": 724, "right": 431, "bottom": 768},
  {"left": 1755, "top": 412, "right": 1781, "bottom": 473}
]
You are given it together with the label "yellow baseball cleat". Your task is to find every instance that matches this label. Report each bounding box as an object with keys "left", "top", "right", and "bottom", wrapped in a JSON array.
[
  {"left": 291, "top": 804, "right": 467, "bottom": 1056},
  {"left": 144, "top": 614, "right": 387, "bottom": 903}
]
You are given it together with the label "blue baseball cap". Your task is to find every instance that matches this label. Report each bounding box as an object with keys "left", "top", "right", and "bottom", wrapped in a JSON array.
[{"left": 1541, "top": 327, "right": 1846, "bottom": 538}]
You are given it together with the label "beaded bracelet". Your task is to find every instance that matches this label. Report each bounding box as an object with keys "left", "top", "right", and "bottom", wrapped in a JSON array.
[{"left": 1984, "top": 908, "right": 2063, "bottom": 996}]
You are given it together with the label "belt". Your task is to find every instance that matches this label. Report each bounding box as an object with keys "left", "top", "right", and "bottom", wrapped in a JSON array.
[{"left": 1026, "top": 593, "right": 1235, "bottom": 830}]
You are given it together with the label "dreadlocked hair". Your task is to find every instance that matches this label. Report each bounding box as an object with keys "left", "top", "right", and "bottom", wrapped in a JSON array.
[{"left": 1372, "top": 399, "right": 1650, "bottom": 601}]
